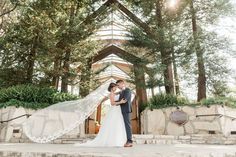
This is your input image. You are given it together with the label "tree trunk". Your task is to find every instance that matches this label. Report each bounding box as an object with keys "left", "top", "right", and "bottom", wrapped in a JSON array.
[
  {"left": 170, "top": 40, "right": 180, "bottom": 95},
  {"left": 53, "top": 38, "right": 66, "bottom": 90},
  {"left": 190, "top": 0, "right": 206, "bottom": 101},
  {"left": 60, "top": 3, "right": 76, "bottom": 92},
  {"left": 52, "top": 56, "right": 60, "bottom": 89},
  {"left": 79, "top": 59, "right": 92, "bottom": 97},
  {"left": 80, "top": 59, "right": 92, "bottom": 134},
  {"left": 26, "top": 35, "right": 38, "bottom": 83},
  {"left": 172, "top": 52, "right": 180, "bottom": 95},
  {"left": 168, "top": 23, "right": 180, "bottom": 95},
  {"left": 61, "top": 48, "right": 71, "bottom": 93},
  {"left": 151, "top": 88, "right": 155, "bottom": 97},
  {"left": 155, "top": 0, "right": 175, "bottom": 94},
  {"left": 134, "top": 65, "right": 147, "bottom": 105}
]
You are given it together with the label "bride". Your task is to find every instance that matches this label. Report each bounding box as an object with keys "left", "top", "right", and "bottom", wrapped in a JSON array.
[
  {"left": 75, "top": 83, "right": 127, "bottom": 147},
  {"left": 22, "top": 79, "right": 132, "bottom": 145}
]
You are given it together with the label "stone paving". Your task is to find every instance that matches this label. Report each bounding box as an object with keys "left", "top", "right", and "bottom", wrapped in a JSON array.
[{"left": 1, "top": 143, "right": 236, "bottom": 157}]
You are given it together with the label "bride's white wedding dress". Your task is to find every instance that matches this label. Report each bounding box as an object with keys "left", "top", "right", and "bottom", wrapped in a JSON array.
[{"left": 75, "top": 94, "right": 127, "bottom": 147}]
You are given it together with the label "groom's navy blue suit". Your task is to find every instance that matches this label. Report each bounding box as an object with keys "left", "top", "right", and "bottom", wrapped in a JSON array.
[{"left": 119, "top": 88, "right": 132, "bottom": 143}]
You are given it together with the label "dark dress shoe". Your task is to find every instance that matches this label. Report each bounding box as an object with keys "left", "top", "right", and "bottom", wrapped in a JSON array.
[{"left": 124, "top": 142, "right": 133, "bottom": 147}]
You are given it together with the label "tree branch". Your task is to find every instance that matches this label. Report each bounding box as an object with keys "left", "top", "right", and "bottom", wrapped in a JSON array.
[{"left": 0, "top": 3, "right": 18, "bottom": 17}]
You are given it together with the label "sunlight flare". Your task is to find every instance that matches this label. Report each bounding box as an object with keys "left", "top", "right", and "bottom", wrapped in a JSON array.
[{"left": 167, "top": 0, "right": 178, "bottom": 8}]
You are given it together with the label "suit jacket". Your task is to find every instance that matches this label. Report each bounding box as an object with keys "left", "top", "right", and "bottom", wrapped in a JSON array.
[{"left": 119, "top": 88, "right": 132, "bottom": 113}]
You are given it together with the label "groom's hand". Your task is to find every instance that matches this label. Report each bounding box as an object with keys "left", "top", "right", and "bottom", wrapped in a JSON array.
[{"left": 119, "top": 98, "right": 127, "bottom": 105}]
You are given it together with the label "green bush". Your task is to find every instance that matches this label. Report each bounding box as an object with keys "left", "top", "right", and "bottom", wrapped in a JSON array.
[
  {"left": 0, "top": 85, "right": 79, "bottom": 109},
  {"left": 200, "top": 97, "right": 236, "bottom": 108},
  {"left": 0, "top": 99, "right": 50, "bottom": 109},
  {"left": 139, "top": 102, "right": 148, "bottom": 113},
  {"left": 146, "top": 94, "right": 189, "bottom": 110},
  {"left": 141, "top": 94, "right": 236, "bottom": 111}
]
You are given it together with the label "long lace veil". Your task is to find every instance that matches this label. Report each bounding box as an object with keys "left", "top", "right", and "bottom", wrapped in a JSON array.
[{"left": 23, "top": 80, "right": 112, "bottom": 143}]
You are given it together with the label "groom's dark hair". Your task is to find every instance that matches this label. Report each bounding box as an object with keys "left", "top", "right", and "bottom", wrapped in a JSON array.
[{"left": 116, "top": 79, "right": 124, "bottom": 84}]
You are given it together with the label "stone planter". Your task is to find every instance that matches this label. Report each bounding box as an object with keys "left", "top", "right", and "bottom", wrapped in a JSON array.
[
  {"left": 0, "top": 106, "right": 34, "bottom": 142},
  {"left": 141, "top": 105, "right": 236, "bottom": 136},
  {"left": 0, "top": 106, "right": 85, "bottom": 143}
]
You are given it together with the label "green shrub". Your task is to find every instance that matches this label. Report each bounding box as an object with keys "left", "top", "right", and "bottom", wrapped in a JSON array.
[
  {"left": 0, "top": 99, "right": 50, "bottom": 109},
  {"left": 142, "top": 95, "right": 236, "bottom": 111},
  {"left": 146, "top": 94, "right": 189, "bottom": 110},
  {"left": 0, "top": 84, "right": 79, "bottom": 109},
  {"left": 139, "top": 102, "right": 148, "bottom": 113},
  {"left": 200, "top": 97, "right": 236, "bottom": 108}
]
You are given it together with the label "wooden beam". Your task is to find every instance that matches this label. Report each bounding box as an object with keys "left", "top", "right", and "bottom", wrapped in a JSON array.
[
  {"left": 79, "top": 0, "right": 115, "bottom": 27},
  {"left": 96, "top": 73, "right": 130, "bottom": 80},
  {"left": 92, "top": 61, "right": 132, "bottom": 68},
  {"left": 111, "top": 62, "right": 133, "bottom": 73},
  {"left": 98, "top": 76, "right": 127, "bottom": 86},
  {"left": 92, "top": 62, "right": 132, "bottom": 75},
  {"left": 79, "top": 0, "right": 157, "bottom": 42},
  {"left": 92, "top": 45, "right": 142, "bottom": 64},
  {"left": 112, "top": 0, "right": 157, "bottom": 42}
]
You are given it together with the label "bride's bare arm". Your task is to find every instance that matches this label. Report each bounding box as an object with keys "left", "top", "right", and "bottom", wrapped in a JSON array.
[{"left": 110, "top": 93, "right": 127, "bottom": 106}]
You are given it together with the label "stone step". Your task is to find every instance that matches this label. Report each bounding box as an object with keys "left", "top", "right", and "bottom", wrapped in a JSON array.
[{"left": 50, "top": 134, "right": 236, "bottom": 145}]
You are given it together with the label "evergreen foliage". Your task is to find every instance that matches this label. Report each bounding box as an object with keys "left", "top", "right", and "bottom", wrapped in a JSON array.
[
  {"left": 0, "top": 85, "right": 78, "bottom": 109},
  {"left": 0, "top": 0, "right": 235, "bottom": 102}
]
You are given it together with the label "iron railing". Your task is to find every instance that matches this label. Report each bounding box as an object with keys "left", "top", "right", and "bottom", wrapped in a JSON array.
[
  {"left": 0, "top": 114, "right": 31, "bottom": 124},
  {"left": 196, "top": 114, "right": 236, "bottom": 120}
]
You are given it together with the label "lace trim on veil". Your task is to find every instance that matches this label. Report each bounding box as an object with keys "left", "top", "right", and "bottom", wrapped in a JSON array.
[{"left": 23, "top": 80, "right": 113, "bottom": 143}]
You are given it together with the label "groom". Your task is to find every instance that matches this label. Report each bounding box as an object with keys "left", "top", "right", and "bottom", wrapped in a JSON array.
[{"left": 116, "top": 79, "right": 133, "bottom": 147}]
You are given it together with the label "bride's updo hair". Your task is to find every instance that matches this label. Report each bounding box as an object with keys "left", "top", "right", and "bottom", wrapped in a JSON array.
[{"left": 108, "top": 83, "right": 117, "bottom": 92}]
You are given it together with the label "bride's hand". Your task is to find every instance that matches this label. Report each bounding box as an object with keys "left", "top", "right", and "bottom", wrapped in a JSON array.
[{"left": 120, "top": 99, "right": 127, "bottom": 104}]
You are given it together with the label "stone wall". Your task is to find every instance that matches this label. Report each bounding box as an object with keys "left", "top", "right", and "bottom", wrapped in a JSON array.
[
  {"left": 0, "top": 107, "right": 32, "bottom": 142},
  {"left": 2, "top": 105, "right": 236, "bottom": 143},
  {"left": 141, "top": 105, "right": 236, "bottom": 136},
  {"left": 0, "top": 107, "right": 85, "bottom": 143}
]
